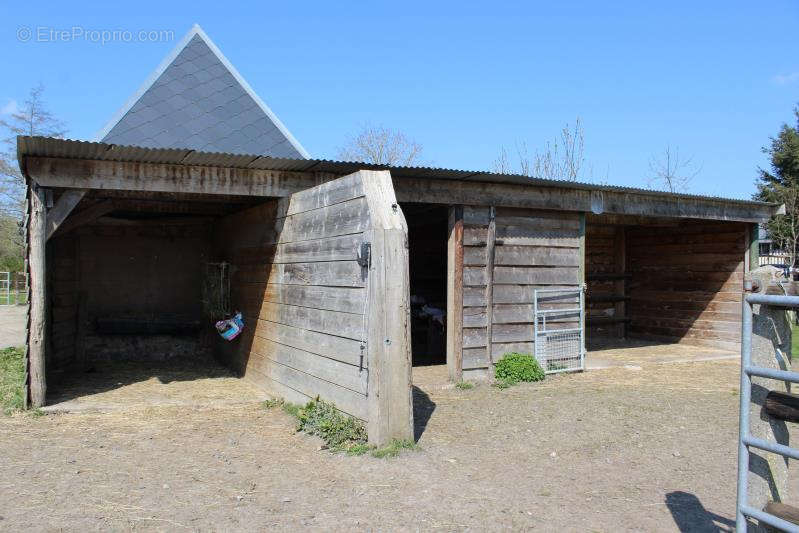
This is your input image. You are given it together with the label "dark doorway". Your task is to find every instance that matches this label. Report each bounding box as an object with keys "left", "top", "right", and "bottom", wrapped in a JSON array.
[{"left": 402, "top": 203, "right": 448, "bottom": 366}]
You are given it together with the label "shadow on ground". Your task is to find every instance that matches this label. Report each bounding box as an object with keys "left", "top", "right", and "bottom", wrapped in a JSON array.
[
  {"left": 666, "top": 491, "right": 735, "bottom": 532},
  {"left": 412, "top": 385, "right": 436, "bottom": 441},
  {"left": 46, "top": 355, "right": 241, "bottom": 407}
]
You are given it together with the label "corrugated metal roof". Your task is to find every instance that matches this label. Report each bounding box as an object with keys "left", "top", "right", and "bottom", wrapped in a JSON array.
[{"left": 17, "top": 135, "right": 772, "bottom": 208}]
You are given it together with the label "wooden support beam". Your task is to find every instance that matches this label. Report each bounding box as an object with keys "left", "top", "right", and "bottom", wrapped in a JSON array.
[
  {"left": 45, "top": 189, "right": 86, "bottom": 240},
  {"left": 51, "top": 200, "right": 115, "bottom": 237},
  {"left": 484, "top": 206, "right": 496, "bottom": 373},
  {"left": 26, "top": 156, "right": 324, "bottom": 198},
  {"left": 748, "top": 222, "right": 759, "bottom": 271},
  {"left": 446, "top": 206, "right": 464, "bottom": 382},
  {"left": 392, "top": 178, "right": 778, "bottom": 224},
  {"left": 363, "top": 171, "right": 414, "bottom": 445},
  {"left": 28, "top": 186, "right": 47, "bottom": 408},
  {"left": 24, "top": 155, "right": 778, "bottom": 223},
  {"left": 613, "top": 226, "right": 626, "bottom": 338}
]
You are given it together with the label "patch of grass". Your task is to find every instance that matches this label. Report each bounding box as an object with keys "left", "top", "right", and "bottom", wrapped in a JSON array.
[
  {"left": 792, "top": 323, "right": 799, "bottom": 358},
  {"left": 455, "top": 381, "right": 474, "bottom": 390},
  {"left": 345, "top": 443, "right": 372, "bottom": 456},
  {"left": 261, "top": 398, "right": 284, "bottom": 409},
  {"left": 494, "top": 352, "right": 545, "bottom": 387},
  {"left": 492, "top": 379, "right": 515, "bottom": 390},
  {"left": 1, "top": 346, "right": 25, "bottom": 414},
  {"left": 371, "top": 439, "right": 418, "bottom": 458}
]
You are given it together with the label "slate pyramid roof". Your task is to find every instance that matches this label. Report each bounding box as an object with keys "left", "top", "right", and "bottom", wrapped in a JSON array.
[{"left": 96, "top": 25, "right": 309, "bottom": 158}]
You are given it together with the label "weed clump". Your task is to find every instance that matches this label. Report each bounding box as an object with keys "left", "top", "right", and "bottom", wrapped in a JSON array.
[
  {"left": 455, "top": 381, "right": 474, "bottom": 390},
  {"left": 265, "top": 397, "right": 366, "bottom": 451},
  {"left": 295, "top": 398, "right": 367, "bottom": 449},
  {"left": 494, "top": 352, "right": 544, "bottom": 388},
  {"left": 263, "top": 396, "right": 419, "bottom": 458}
]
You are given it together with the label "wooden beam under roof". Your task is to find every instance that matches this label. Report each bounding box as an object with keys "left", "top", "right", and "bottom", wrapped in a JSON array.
[{"left": 24, "top": 155, "right": 780, "bottom": 224}]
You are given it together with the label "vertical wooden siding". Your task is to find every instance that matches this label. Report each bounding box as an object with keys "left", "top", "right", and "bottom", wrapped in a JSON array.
[
  {"left": 460, "top": 207, "right": 582, "bottom": 379},
  {"left": 626, "top": 221, "right": 746, "bottom": 351}
]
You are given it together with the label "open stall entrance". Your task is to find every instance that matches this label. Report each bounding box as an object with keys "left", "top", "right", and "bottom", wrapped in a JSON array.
[
  {"left": 45, "top": 190, "right": 265, "bottom": 410},
  {"left": 584, "top": 215, "right": 746, "bottom": 368},
  {"left": 402, "top": 203, "right": 449, "bottom": 366}
]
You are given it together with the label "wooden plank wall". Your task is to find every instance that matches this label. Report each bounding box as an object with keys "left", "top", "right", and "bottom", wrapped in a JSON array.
[
  {"left": 48, "top": 234, "right": 78, "bottom": 371},
  {"left": 460, "top": 207, "right": 582, "bottom": 379},
  {"left": 626, "top": 221, "right": 746, "bottom": 351},
  {"left": 214, "top": 174, "right": 372, "bottom": 421},
  {"left": 586, "top": 224, "right": 626, "bottom": 336}
]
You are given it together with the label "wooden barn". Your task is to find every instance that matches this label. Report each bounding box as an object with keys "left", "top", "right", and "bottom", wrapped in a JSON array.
[{"left": 16, "top": 135, "right": 778, "bottom": 444}]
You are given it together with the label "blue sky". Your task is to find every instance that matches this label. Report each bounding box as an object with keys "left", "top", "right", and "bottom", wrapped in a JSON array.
[{"left": 2, "top": 1, "right": 798, "bottom": 199}]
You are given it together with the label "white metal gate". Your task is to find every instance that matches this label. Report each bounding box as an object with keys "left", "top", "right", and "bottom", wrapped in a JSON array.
[
  {"left": 0, "top": 272, "right": 28, "bottom": 306},
  {"left": 533, "top": 287, "right": 585, "bottom": 374}
]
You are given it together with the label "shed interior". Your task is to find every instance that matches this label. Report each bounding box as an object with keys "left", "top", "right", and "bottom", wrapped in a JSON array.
[
  {"left": 45, "top": 189, "right": 263, "bottom": 403},
  {"left": 585, "top": 214, "right": 747, "bottom": 354},
  {"left": 402, "top": 203, "right": 449, "bottom": 366}
]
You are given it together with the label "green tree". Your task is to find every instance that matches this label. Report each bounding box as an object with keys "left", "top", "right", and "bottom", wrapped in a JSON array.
[{"left": 755, "top": 106, "right": 799, "bottom": 267}]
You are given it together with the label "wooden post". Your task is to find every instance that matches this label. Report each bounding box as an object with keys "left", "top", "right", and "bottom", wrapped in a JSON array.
[
  {"left": 363, "top": 172, "right": 413, "bottom": 445},
  {"left": 28, "top": 185, "right": 47, "bottom": 407},
  {"left": 748, "top": 223, "right": 759, "bottom": 271},
  {"left": 484, "top": 206, "right": 496, "bottom": 374},
  {"left": 578, "top": 213, "right": 586, "bottom": 349},
  {"left": 613, "top": 226, "right": 626, "bottom": 338},
  {"left": 446, "top": 206, "right": 464, "bottom": 382}
]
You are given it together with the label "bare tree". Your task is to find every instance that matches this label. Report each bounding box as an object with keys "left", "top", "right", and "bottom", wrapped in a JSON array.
[
  {"left": 492, "top": 118, "right": 585, "bottom": 181},
  {"left": 337, "top": 124, "right": 424, "bottom": 166},
  {"left": 647, "top": 146, "right": 701, "bottom": 193},
  {"left": 0, "top": 84, "right": 67, "bottom": 218}
]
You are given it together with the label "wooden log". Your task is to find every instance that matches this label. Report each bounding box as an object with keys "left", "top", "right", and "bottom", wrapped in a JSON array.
[
  {"left": 764, "top": 390, "right": 799, "bottom": 423},
  {"left": 28, "top": 186, "right": 47, "bottom": 407},
  {"left": 764, "top": 501, "right": 799, "bottom": 526}
]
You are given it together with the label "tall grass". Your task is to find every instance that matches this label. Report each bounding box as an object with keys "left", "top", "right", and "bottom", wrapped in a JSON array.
[{"left": 0, "top": 346, "right": 25, "bottom": 413}]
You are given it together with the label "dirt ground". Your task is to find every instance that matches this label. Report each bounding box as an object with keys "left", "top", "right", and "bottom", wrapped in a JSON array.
[
  {"left": 586, "top": 337, "right": 737, "bottom": 369},
  {"left": 0, "top": 354, "right": 743, "bottom": 532}
]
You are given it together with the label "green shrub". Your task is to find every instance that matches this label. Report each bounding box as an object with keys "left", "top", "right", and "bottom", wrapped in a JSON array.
[{"left": 494, "top": 352, "right": 545, "bottom": 385}]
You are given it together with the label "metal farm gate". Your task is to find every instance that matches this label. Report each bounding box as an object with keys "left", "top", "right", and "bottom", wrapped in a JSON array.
[
  {"left": 0, "top": 272, "right": 27, "bottom": 305},
  {"left": 533, "top": 287, "right": 585, "bottom": 374}
]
